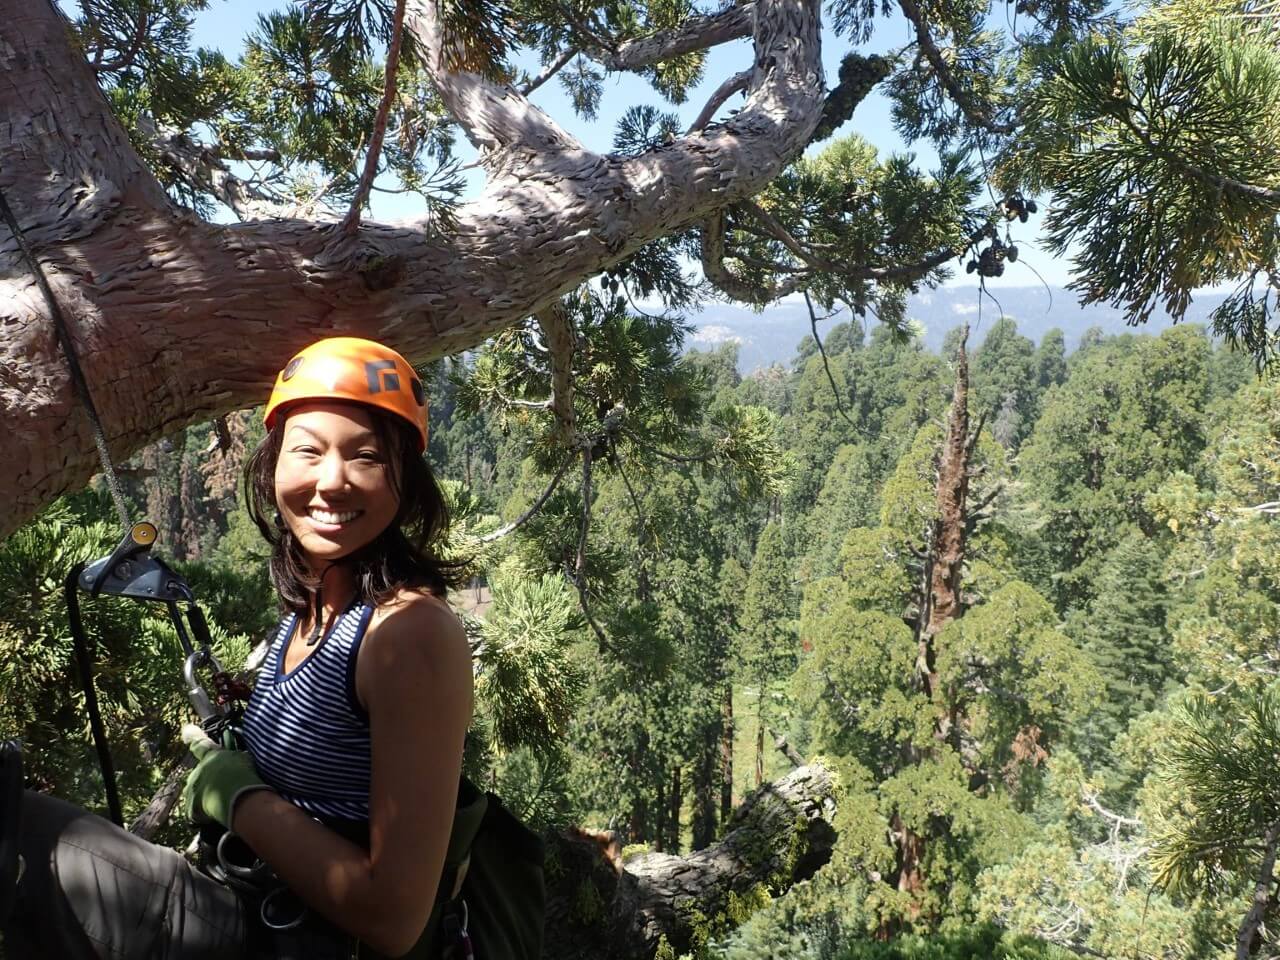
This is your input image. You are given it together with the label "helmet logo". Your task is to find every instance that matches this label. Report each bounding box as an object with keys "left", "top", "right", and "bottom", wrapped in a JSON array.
[
  {"left": 282, "top": 357, "right": 303, "bottom": 381},
  {"left": 411, "top": 378, "right": 425, "bottom": 406},
  {"left": 365, "top": 360, "right": 401, "bottom": 394}
]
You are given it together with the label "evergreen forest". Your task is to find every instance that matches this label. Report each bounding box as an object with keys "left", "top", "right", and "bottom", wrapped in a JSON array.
[
  {"left": 8, "top": 307, "right": 1280, "bottom": 960},
  {"left": 7, "top": 0, "right": 1280, "bottom": 955}
]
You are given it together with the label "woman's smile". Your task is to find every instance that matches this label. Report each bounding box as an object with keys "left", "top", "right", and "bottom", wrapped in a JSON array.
[
  {"left": 274, "top": 402, "right": 401, "bottom": 564},
  {"left": 307, "top": 507, "right": 363, "bottom": 527}
]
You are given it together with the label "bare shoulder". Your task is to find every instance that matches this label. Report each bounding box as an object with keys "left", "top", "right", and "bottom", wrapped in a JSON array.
[{"left": 358, "top": 590, "right": 472, "bottom": 705}]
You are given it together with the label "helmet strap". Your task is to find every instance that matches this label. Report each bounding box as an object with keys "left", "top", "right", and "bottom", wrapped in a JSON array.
[{"left": 304, "top": 562, "right": 350, "bottom": 647}]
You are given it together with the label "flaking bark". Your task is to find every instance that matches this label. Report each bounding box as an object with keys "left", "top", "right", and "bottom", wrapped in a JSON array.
[{"left": 0, "top": 0, "right": 825, "bottom": 539}]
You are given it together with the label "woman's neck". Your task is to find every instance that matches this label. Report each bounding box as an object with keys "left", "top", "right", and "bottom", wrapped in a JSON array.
[{"left": 305, "top": 562, "right": 359, "bottom": 621}]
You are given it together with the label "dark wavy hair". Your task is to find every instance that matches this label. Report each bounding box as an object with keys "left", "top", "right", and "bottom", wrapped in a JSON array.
[{"left": 243, "top": 404, "right": 468, "bottom": 614}]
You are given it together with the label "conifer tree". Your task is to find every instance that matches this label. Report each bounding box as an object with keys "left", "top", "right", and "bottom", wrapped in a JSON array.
[
  {"left": 1067, "top": 530, "right": 1175, "bottom": 774},
  {"left": 738, "top": 522, "right": 799, "bottom": 787}
]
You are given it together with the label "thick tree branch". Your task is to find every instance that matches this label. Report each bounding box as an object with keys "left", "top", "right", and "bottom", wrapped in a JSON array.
[
  {"left": 536, "top": 301, "right": 577, "bottom": 445},
  {"left": 0, "top": 0, "right": 824, "bottom": 539},
  {"left": 809, "top": 52, "right": 894, "bottom": 143},
  {"left": 543, "top": 763, "right": 836, "bottom": 960},
  {"left": 897, "top": 0, "right": 1016, "bottom": 135},
  {"left": 586, "top": 3, "right": 756, "bottom": 72},
  {"left": 342, "top": 0, "right": 407, "bottom": 235},
  {"left": 403, "top": 0, "right": 580, "bottom": 156},
  {"left": 688, "top": 70, "right": 751, "bottom": 133}
]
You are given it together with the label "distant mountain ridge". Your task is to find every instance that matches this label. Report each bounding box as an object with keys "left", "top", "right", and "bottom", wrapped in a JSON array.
[{"left": 688, "top": 286, "right": 1231, "bottom": 373}]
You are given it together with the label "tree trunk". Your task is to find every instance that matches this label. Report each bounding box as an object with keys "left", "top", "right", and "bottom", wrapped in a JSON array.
[
  {"left": 542, "top": 763, "right": 837, "bottom": 960},
  {"left": 720, "top": 685, "right": 734, "bottom": 826},
  {"left": 1237, "top": 819, "right": 1280, "bottom": 960},
  {"left": 0, "top": 0, "right": 826, "bottom": 539},
  {"left": 754, "top": 696, "right": 766, "bottom": 787},
  {"left": 918, "top": 327, "right": 970, "bottom": 704},
  {"left": 893, "top": 331, "right": 974, "bottom": 918},
  {"left": 691, "top": 725, "right": 718, "bottom": 851},
  {"left": 653, "top": 774, "right": 666, "bottom": 854},
  {"left": 668, "top": 765, "right": 682, "bottom": 855}
]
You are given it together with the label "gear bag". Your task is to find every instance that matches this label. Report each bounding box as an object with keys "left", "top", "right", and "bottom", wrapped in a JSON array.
[{"left": 378, "top": 776, "right": 546, "bottom": 960}]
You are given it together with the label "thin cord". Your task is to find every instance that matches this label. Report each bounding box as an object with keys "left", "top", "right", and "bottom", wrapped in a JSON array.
[{"left": 0, "top": 180, "right": 131, "bottom": 528}]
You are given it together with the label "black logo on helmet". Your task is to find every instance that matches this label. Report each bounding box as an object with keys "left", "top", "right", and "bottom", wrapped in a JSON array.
[
  {"left": 411, "top": 378, "right": 425, "bottom": 406},
  {"left": 365, "top": 360, "right": 401, "bottom": 394},
  {"left": 282, "top": 357, "right": 304, "bottom": 381}
]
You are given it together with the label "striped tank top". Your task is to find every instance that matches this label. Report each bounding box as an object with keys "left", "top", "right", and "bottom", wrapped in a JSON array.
[{"left": 241, "top": 601, "right": 374, "bottom": 822}]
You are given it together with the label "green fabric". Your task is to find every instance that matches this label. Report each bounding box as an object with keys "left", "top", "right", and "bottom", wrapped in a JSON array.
[{"left": 181, "top": 725, "right": 267, "bottom": 829}]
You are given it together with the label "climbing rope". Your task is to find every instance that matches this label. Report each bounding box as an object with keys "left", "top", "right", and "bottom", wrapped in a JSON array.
[
  {"left": 0, "top": 178, "right": 131, "bottom": 528},
  {"left": 0, "top": 175, "right": 136, "bottom": 825}
]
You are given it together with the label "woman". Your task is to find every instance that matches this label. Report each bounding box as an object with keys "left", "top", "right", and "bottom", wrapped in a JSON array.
[{"left": 4, "top": 337, "right": 473, "bottom": 959}]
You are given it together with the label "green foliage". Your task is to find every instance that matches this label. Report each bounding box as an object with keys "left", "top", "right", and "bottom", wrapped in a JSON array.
[
  {"left": 474, "top": 560, "right": 586, "bottom": 756},
  {"left": 1004, "top": 20, "right": 1280, "bottom": 337},
  {"left": 1151, "top": 686, "right": 1280, "bottom": 898},
  {"left": 1064, "top": 530, "right": 1175, "bottom": 775},
  {"left": 0, "top": 498, "right": 255, "bottom": 819},
  {"left": 971, "top": 318, "right": 1039, "bottom": 449},
  {"left": 743, "top": 137, "right": 985, "bottom": 323},
  {"left": 1019, "top": 327, "right": 1212, "bottom": 611}
]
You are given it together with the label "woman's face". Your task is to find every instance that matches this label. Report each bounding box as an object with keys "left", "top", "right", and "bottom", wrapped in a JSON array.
[{"left": 274, "top": 402, "right": 401, "bottom": 567}]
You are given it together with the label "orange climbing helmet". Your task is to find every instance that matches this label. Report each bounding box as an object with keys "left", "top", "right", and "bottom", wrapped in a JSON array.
[{"left": 263, "top": 337, "right": 428, "bottom": 451}]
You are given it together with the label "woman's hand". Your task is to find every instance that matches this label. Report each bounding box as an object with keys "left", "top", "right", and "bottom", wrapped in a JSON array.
[{"left": 181, "top": 724, "right": 270, "bottom": 829}]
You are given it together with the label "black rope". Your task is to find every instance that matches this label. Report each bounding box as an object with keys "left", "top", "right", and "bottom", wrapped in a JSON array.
[
  {"left": 64, "top": 563, "right": 125, "bottom": 827},
  {"left": 0, "top": 181, "right": 131, "bottom": 529}
]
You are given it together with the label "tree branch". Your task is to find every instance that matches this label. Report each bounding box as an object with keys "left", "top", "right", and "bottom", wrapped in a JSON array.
[
  {"left": 896, "top": 0, "right": 1016, "bottom": 135},
  {"left": 144, "top": 117, "right": 287, "bottom": 220},
  {"left": 1237, "top": 819, "right": 1280, "bottom": 960},
  {"left": 403, "top": 0, "right": 581, "bottom": 156},
  {"left": 477, "top": 455, "right": 574, "bottom": 543},
  {"left": 342, "top": 0, "right": 407, "bottom": 235},
  {"left": 536, "top": 301, "right": 577, "bottom": 446},
  {"left": 700, "top": 211, "right": 807, "bottom": 303},
  {"left": 688, "top": 70, "right": 751, "bottom": 133},
  {"left": 804, "top": 289, "right": 864, "bottom": 433},
  {"left": 809, "top": 52, "right": 894, "bottom": 144},
  {"left": 90, "top": 0, "right": 151, "bottom": 74},
  {"left": 0, "top": 0, "right": 825, "bottom": 539},
  {"left": 734, "top": 198, "right": 985, "bottom": 285},
  {"left": 520, "top": 47, "right": 578, "bottom": 96},
  {"left": 586, "top": 3, "right": 756, "bottom": 72}
]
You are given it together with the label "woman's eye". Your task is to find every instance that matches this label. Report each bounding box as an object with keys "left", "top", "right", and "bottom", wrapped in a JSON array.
[
  {"left": 356, "top": 450, "right": 383, "bottom": 463},
  {"left": 291, "top": 446, "right": 320, "bottom": 456}
]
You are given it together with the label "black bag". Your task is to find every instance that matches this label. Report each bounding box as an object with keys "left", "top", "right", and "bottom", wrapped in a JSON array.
[{"left": 358, "top": 777, "right": 546, "bottom": 960}]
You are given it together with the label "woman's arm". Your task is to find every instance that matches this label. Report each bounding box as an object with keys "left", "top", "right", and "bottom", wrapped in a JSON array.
[{"left": 232, "top": 597, "right": 472, "bottom": 957}]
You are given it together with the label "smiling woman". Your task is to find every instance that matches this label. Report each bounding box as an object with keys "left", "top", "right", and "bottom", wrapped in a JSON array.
[{"left": 4, "top": 338, "right": 487, "bottom": 960}]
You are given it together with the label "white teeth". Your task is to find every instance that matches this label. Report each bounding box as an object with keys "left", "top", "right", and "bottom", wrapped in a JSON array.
[{"left": 309, "top": 508, "right": 359, "bottom": 524}]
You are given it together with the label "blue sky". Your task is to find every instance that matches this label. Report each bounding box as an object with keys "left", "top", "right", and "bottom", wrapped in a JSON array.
[{"left": 185, "top": 1, "right": 1071, "bottom": 291}]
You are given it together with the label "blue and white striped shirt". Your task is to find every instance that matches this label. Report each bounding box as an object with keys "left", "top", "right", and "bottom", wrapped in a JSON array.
[{"left": 242, "top": 601, "right": 375, "bottom": 822}]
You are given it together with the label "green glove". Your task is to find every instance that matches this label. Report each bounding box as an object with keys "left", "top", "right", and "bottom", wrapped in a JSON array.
[{"left": 181, "top": 724, "right": 269, "bottom": 829}]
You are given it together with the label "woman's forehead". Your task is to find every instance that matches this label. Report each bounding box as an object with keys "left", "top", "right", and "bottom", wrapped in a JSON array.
[{"left": 282, "top": 401, "right": 381, "bottom": 437}]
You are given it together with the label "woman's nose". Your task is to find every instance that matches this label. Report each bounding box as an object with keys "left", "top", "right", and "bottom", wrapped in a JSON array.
[{"left": 315, "top": 452, "right": 350, "bottom": 494}]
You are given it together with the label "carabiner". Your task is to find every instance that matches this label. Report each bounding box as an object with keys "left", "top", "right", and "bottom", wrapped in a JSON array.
[{"left": 260, "top": 886, "right": 307, "bottom": 932}]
